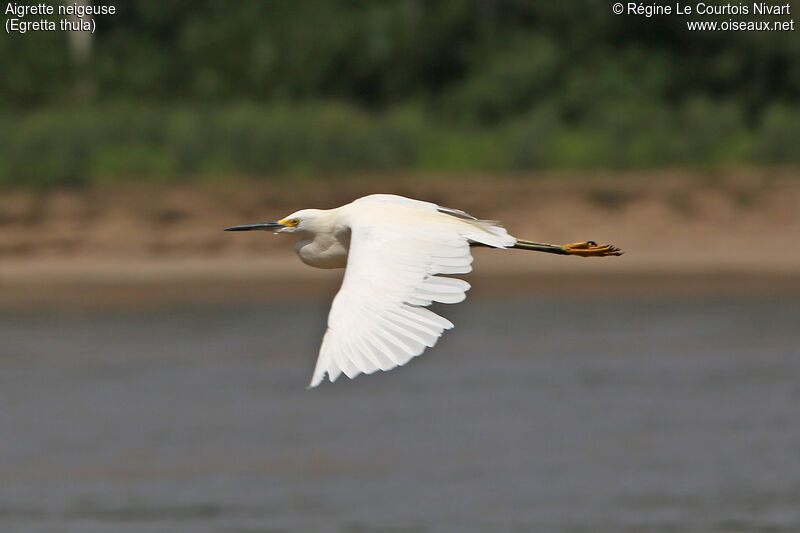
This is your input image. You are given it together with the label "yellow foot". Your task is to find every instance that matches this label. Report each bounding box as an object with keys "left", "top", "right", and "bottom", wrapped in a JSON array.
[{"left": 562, "top": 241, "right": 623, "bottom": 257}]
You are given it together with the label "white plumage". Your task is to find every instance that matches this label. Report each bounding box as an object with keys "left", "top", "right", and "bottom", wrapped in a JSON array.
[
  {"left": 224, "top": 193, "right": 621, "bottom": 387},
  {"left": 313, "top": 195, "right": 513, "bottom": 387}
]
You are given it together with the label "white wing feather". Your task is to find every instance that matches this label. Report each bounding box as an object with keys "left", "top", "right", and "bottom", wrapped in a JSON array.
[
  {"left": 353, "top": 193, "right": 477, "bottom": 220},
  {"left": 309, "top": 200, "right": 514, "bottom": 387}
]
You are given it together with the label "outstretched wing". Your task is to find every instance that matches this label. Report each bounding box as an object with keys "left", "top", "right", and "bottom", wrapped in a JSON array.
[
  {"left": 309, "top": 219, "right": 476, "bottom": 387},
  {"left": 353, "top": 193, "right": 478, "bottom": 220}
]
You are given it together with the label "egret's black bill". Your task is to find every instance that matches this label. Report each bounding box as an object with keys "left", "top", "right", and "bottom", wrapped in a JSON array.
[{"left": 224, "top": 222, "right": 284, "bottom": 231}]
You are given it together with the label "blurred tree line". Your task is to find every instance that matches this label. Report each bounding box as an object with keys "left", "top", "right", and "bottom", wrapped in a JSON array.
[{"left": 1, "top": 0, "right": 798, "bottom": 186}]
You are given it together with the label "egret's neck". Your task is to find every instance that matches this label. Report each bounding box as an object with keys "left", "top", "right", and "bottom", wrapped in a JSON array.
[
  {"left": 294, "top": 233, "right": 348, "bottom": 269},
  {"left": 292, "top": 209, "right": 349, "bottom": 269}
]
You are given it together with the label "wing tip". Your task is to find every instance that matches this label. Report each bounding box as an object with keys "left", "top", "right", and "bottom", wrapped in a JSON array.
[{"left": 308, "top": 375, "right": 323, "bottom": 389}]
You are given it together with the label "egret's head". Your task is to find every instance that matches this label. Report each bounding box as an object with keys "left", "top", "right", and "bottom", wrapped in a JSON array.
[{"left": 224, "top": 209, "right": 323, "bottom": 234}]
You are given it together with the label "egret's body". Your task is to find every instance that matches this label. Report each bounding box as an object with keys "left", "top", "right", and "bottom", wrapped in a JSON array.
[{"left": 226, "top": 194, "right": 621, "bottom": 387}]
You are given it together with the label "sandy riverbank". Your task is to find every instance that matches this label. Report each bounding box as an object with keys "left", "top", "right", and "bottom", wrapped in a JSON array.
[{"left": 1, "top": 169, "right": 798, "bottom": 308}]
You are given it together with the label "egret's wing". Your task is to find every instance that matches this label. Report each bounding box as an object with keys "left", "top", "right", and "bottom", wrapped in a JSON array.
[
  {"left": 309, "top": 222, "right": 474, "bottom": 387},
  {"left": 353, "top": 193, "right": 478, "bottom": 220}
]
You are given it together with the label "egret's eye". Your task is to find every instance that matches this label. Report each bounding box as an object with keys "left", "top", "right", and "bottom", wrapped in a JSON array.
[
  {"left": 279, "top": 218, "right": 300, "bottom": 227},
  {"left": 290, "top": 218, "right": 300, "bottom": 226}
]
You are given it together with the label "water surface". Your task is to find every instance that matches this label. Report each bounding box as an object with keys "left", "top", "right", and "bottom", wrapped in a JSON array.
[{"left": 1, "top": 296, "right": 799, "bottom": 532}]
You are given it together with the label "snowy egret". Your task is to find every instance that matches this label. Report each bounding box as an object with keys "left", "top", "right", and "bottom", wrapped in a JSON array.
[{"left": 225, "top": 194, "right": 621, "bottom": 387}]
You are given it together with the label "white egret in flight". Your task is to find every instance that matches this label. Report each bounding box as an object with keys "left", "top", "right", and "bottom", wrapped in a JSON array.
[{"left": 225, "top": 194, "right": 621, "bottom": 387}]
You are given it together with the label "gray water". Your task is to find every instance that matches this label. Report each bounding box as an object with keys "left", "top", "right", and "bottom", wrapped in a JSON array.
[{"left": 1, "top": 295, "right": 799, "bottom": 533}]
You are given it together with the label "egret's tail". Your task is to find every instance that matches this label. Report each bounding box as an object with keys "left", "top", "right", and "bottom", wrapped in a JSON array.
[{"left": 512, "top": 239, "right": 623, "bottom": 257}]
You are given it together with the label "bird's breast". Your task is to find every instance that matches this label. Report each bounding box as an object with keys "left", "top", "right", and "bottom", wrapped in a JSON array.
[{"left": 295, "top": 237, "right": 348, "bottom": 269}]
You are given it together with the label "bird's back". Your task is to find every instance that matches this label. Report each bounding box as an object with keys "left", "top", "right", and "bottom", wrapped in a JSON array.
[{"left": 342, "top": 194, "right": 515, "bottom": 249}]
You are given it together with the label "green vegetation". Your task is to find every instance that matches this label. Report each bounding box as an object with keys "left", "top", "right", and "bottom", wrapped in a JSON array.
[
  {"left": 2, "top": 1, "right": 798, "bottom": 186},
  {"left": 3, "top": 100, "right": 796, "bottom": 187}
]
